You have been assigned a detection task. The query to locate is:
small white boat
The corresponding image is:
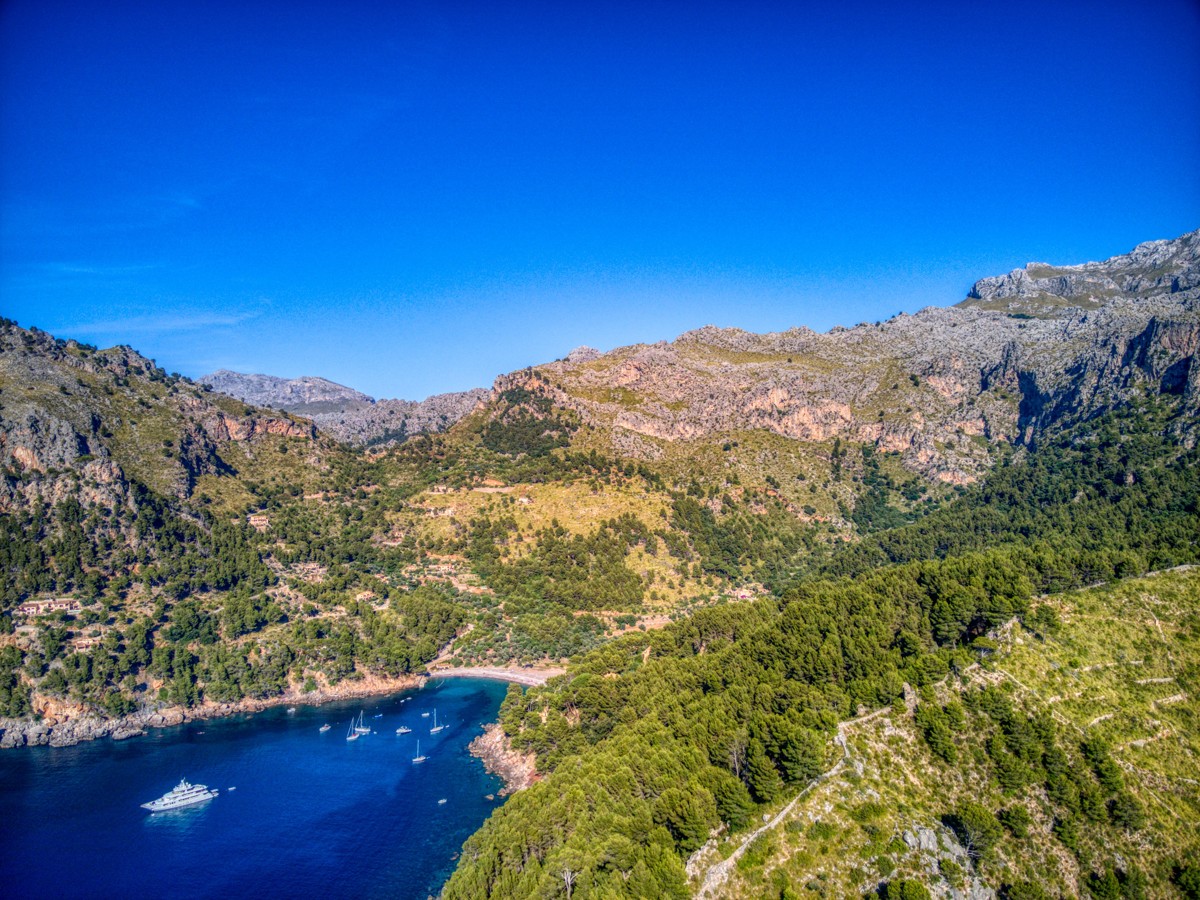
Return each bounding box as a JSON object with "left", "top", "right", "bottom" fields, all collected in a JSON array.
[
  {"left": 286, "top": 707, "right": 296, "bottom": 714},
  {"left": 396, "top": 725, "right": 412, "bottom": 735},
  {"left": 429, "top": 709, "right": 444, "bottom": 734},
  {"left": 319, "top": 723, "right": 331, "bottom": 733},
  {"left": 373, "top": 713, "right": 383, "bottom": 718},
  {"left": 420, "top": 712, "right": 430, "bottom": 718},
  {"left": 412, "top": 740, "right": 426, "bottom": 764},
  {"left": 437, "top": 798, "right": 447, "bottom": 805}
]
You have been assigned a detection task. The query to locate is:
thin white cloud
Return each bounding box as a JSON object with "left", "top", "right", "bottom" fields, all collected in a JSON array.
[
  {"left": 40, "top": 262, "right": 161, "bottom": 278},
  {"left": 69, "top": 309, "right": 261, "bottom": 335}
]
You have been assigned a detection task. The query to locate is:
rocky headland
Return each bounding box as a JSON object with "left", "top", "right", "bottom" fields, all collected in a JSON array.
[{"left": 468, "top": 722, "right": 539, "bottom": 796}]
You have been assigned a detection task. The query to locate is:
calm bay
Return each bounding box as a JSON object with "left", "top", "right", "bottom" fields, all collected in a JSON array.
[{"left": 0, "top": 678, "right": 510, "bottom": 899}]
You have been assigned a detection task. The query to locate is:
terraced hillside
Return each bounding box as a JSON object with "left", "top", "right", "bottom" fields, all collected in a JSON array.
[{"left": 704, "top": 567, "right": 1200, "bottom": 899}]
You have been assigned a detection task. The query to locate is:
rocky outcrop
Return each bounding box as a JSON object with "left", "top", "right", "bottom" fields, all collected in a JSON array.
[
  {"left": 468, "top": 723, "right": 539, "bottom": 795},
  {"left": 324, "top": 390, "right": 488, "bottom": 446},
  {"left": 966, "top": 229, "right": 1200, "bottom": 309}
]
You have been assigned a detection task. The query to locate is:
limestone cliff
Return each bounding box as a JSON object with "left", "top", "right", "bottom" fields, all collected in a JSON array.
[{"left": 480, "top": 229, "right": 1199, "bottom": 483}]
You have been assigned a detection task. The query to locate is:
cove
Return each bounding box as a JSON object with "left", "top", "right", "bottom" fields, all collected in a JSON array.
[{"left": 0, "top": 677, "right": 510, "bottom": 899}]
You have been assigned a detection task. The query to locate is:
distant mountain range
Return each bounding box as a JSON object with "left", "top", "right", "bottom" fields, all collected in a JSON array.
[{"left": 198, "top": 370, "right": 487, "bottom": 446}]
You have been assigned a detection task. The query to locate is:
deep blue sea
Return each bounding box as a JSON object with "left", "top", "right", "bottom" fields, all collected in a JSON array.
[{"left": 0, "top": 678, "right": 510, "bottom": 899}]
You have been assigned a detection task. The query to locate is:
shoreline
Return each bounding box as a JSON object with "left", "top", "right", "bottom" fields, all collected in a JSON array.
[
  {"left": 1, "top": 667, "right": 561, "bottom": 748},
  {"left": 428, "top": 664, "right": 564, "bottom": 687},
  {"left": 0, "top": 664, "right": 564, "bottom": 750},
  {"left": 0, "top": 671, "right": 427, "bottom": 749}
]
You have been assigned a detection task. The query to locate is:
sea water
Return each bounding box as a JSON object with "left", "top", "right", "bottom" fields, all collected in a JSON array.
[{"left": 0, "top": 678, "right": 510, "bottom": 899}]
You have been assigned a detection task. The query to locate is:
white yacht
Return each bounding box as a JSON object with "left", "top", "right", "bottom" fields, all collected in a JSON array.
[
  {"left": 141, "top": 779, "right": 218, "bottom": 812},
  {"left": 429, "top": 709, "right": 444, "bottom": 734},
  {"left": 412, "top": 740, "right": 426, "bottom": 764}
]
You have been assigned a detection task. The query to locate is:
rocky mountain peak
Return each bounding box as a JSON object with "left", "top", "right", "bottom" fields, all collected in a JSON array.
[
  {"left": 962, "top": 228, "right": 1200, "bottom": 314},
  {"left": 197, "top": 368, "right": 488, "bottom": 447},
  {"left": 199, "top": 370, "right": 374, "bottom": 413},
  {"left": 564, "top": 346, "right": 602, "bottom": 364},
  {"left": 491, "top": 229, "right": 1200, "bottom": 485}
]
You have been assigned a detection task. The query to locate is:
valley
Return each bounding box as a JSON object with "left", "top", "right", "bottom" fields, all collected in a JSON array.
[{"left": 1, "top": 229, "right": 1199, "bottom": 898}]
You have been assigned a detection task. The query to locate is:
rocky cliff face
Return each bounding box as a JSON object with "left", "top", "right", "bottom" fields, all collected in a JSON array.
[
  {"left": 482, "top": 229, "right": 1199, "bottom": 483},
  {"left": 0, "top": 320, "right": 320, "bottom": 510},
  {"left": 200, "top": 369, "right": 487, "bottom": 446},
  {"left": 317, "top": 390, "right": 488, "bottom": 446}
]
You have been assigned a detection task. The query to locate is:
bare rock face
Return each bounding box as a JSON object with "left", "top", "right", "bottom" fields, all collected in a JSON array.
[
  {"left": 314, "top": 389, "right": 488, "bottom": 446},
  {"left": 965, "top": 229, "right": 1200, "bottom": 310}
]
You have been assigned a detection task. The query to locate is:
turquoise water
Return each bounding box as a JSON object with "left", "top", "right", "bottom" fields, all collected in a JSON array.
[{"left": 0, "top": 678, "right": 510, "bottom": 899}]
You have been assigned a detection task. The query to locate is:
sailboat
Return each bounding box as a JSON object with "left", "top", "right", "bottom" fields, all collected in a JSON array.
[
  {"left": 429, "top": 708, "right": 444, "bottom": 734},
  {"left": 412, "top": 740, "right": 426, "bottom": 764},
  {"left": 353, "top": 711, "right": 371, "bottom": 736},
  {"left": 346, "top": 719, "right": 359, "bottom": 742}
]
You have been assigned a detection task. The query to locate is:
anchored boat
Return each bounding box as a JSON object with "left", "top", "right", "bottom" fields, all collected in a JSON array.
[{"left": 141, "top": 779, "right": 218, "bottom": 812}]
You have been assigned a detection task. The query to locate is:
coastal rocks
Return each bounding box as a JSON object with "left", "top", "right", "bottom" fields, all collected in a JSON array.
[{"left": 468, "top": 723, "right": 538, "bottom": 796}]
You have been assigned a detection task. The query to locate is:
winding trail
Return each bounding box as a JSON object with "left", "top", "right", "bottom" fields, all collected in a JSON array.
[{"left": 693, "top": 707, "right": 889, "bottom": 899}]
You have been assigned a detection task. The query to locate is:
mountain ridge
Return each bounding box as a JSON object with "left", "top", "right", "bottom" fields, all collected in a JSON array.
[
  {"left": 198, "top": 369, "right": 487, "bottom": 446},
  {"left": 198, "top": 229, "right": 1198, "bottom": 475}
]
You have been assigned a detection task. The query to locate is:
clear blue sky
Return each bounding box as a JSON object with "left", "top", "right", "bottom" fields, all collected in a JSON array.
[{"left": 2, "top": 0, "right": 1198, "bottom": 399}]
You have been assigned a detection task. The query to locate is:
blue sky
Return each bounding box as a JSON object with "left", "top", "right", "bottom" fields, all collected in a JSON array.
[{"left": 2, "top": 0, "right": 1198, "bottom": 399}]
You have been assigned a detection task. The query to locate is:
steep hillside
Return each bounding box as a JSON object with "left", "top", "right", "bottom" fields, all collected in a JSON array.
[
  {"left": 703, "top": 568, "right": 1200, "bottom": 900},
  {"left": 0, "top": 321, "right": 320, "bottom": 507}
]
